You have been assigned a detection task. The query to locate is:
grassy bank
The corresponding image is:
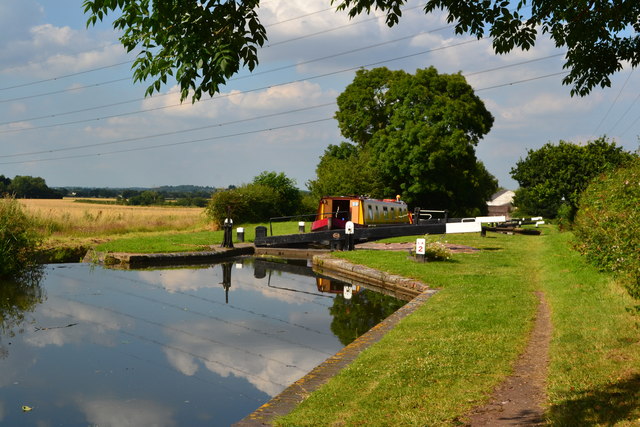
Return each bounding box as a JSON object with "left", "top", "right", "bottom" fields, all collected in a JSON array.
[{"left": 276, "top": 228, "right": 640, "bottom": 425}]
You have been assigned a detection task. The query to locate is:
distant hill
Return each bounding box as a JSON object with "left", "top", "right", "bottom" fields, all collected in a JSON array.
[{"left": 57, "top": 185, "right": 218, "bottom": 199}]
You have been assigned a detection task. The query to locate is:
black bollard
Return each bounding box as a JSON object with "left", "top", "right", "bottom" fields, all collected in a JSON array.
[{"left": 221, "top": 218, "right": 234, "bottom": 248}]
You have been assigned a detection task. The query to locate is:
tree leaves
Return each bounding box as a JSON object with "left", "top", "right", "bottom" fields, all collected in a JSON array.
[{"left": 84, "top": 0, "right": 266, "bottom": 102}]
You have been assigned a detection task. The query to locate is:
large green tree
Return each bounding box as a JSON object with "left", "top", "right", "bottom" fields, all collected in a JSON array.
[
  {"left": 319, "top": 67, "right": 497, "bottom": 216},
  {"left": 510, "top": 137, "right": 636, "bottom": 219},
  {"left": 8, "top": 176, "right": 62, "bottom": 199},
  {"left": 84, "top": 0, "right": 639, "bottom": 100},
  {"left": 307, "top": 142, "right": 382, "bottom": 199}
]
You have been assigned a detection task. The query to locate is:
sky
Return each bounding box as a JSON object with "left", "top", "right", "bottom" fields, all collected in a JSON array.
[{"left": 1, "top": 0, "right": 639, "bottom": 191}]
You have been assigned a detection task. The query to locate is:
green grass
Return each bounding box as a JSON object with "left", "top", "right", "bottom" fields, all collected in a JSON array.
[
  {"left": 541, "top": 231, "right": 640, "bottom": 425},
  {"left": 275, "top": 227, "right": 640, "bottom": 425},
  {"left": 277, "top": 231, "right": 542, "bottom": 425},
  {"left": 93, "top": 221, "right": 305, "bottom": 253}
]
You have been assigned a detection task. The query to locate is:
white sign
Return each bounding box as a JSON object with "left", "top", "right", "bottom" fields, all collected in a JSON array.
[
  {"left": 416, "top": 238, "right": 426, "bottom": 255},
  {"left": 446, "top": 222, "right": 482, "bottom": 234},
  {"left": 345, "top": 221, "right": 355, "bottom": 234}
]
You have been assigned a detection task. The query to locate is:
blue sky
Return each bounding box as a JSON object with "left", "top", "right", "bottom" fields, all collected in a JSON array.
[{"left": 1, "top": 0, "right": 639, "bottom": 191}]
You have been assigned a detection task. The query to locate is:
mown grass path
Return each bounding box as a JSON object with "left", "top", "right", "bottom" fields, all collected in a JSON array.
[{"left": 275, "top": 227, "right": 640, "bottom": 426}]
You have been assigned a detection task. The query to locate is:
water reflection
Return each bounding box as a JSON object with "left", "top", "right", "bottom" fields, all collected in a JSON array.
[
  {"left": 0, "top": 266, "right": 45, "bottom": 359},
  {"left": 0, "top": 258, "right": 405, "bottom": 425}
]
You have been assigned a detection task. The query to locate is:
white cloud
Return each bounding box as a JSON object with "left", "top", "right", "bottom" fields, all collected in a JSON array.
[{"left": 78, "top": 397, "right": 176, "bottom": 427}]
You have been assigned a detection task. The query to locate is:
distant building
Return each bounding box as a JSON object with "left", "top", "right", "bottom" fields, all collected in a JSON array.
[{"left": 487, "top": 190, "right": 515, "bottom": 217}]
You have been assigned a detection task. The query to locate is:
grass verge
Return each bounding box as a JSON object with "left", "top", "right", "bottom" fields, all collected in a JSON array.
[
  {"left": 275, "top": 227, "right": 640, "bottom": 425},
  {"left": 277, "top": 231, "right": 541, "bottom": 425},
  {"left": 92, "top": 221, "right": 304, "bottom": 253}
]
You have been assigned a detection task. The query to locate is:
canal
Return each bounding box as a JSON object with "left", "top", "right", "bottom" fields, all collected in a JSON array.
[{"left": 0, "top": 258, "right": 406, "bottom": 426}]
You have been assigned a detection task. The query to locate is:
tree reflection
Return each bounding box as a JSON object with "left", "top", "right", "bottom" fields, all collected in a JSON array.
[
  {"left": 0, "top": 266, "right": 46, "bottom": 358},
  {"left": 329, "top": 289, "right": 405, "bottom": 346}
]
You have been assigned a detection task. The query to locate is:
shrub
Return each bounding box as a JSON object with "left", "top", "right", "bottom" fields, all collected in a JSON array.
[
  {"left": 573, "top": 159, "right": 640, "bottom": 301},
  {"left": 0, "top": 196, "right": 43, "bottom": 278},
  {"left": 205, "top": 184, "right": 280, "bottom": 226},
  {"left": 423, "top": 240, "right": 453, "bottom": 261}
]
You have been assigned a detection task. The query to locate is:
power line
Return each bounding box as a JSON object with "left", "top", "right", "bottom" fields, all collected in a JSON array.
[
  {"left": 474, "top": 71, "right": 569, "bottom": 92},
  {"left": 0, "top": 1, "right": 380, "bottom": 91},
  {"left": 0, "top": 59, "right": 133, "bottom": 91},
  {"left": 0, "top": 38, "right": 483, "bottom": 135},
  {"left": 0, "top": 117, "right": 334, "bottom": 165},
  {"left": 0, "top": 102, "right": 336, "bottom": 158},
  {"left": 0, "top": 26, "right": 454, "bottom": 127},
  {"left": 0, "top": 63, "right": 570, "bottom": 166},
  {"left": 593, "top": 68, "right": 635, "bottom": 136},
  {"left": 0, "top": 77, "right": 133, "bottom": 103}
]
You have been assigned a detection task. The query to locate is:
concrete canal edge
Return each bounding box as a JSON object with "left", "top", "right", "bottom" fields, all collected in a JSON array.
[
  {"left": 235, "top": 254, "right": 437, "bottom": 426},
  {"left": 84, "top": 244, "right": 256, "bottom": 268}
]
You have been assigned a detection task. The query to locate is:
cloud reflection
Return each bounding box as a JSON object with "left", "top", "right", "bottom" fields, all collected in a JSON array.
[
  {"left": 77, "top": 397, "right": 176, "bottom": 427},
  {"left": 163, "top": 319, "right": 329, "bottom": 397}
]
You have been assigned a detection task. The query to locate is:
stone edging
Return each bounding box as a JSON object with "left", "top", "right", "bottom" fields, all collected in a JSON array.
[{"left": 234, "top": 255, "right": 435, "bottom": 426}]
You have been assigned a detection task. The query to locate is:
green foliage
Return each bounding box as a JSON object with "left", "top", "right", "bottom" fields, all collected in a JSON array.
[
  {"left": 329, "top": 289, "right": 406, "bottom": 346},
  {"left": 205, "top": 183, "right": 281, "bottom": 226},
  {"left": 6, "top": 175, "right": 63, "bottom": 199},
  {"left": 127, "top": 190, "right": 165, "bottom": 206},
  {"left": 0, "top": 266, "right": 45, "bottom": 358},
  {"left": 83, "top": 0, "right": 266, "bottom": 102},
  {"left": 85, "top": 1, "right": 638, "bottom": 98},
  {"left": 335, "top": 0, "right": 640, "bottom": 96},
  {"left": 252, "top": 171, "right": 301, "bottom": 216},
  {"left": 307, "top": 142, "right": 383, "bottom": 199},
  {"left": 324, "top": 67, "right": 497, "bottom": 216},
  {"left": 0, "top": 196, "right": 43, "bottom": 278},
  {"left": 422, "top": 240, "right": 452, "bottom": 261},
  {"left": 573, "top": 159, "right": 640, "bottom": 301},
  {"left": 511, "top": 138, "right": 635, "bottom": 218}
]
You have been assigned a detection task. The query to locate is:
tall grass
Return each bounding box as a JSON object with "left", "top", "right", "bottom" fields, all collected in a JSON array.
[
  {"left": 20, "top": 198, "right": 209, "bottom": 237},
  {"left": 0, "top": 196, "right": 42, "bottom": 277}
]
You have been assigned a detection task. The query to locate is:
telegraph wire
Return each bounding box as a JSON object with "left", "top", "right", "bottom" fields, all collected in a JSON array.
[
  {"left": 264, "top": 2, "right": 426, "bottom": 48},
  {"left": 0, "top": 102, "right": 336, "bottom": 158},
  {"left": 463, "top": 53, "right": 565, "bottom": 77},
  {"left": 0, "top": 77, "right": 133, "bottom": 104},
  {"left": 592, "top": 68, "right": 635, "bottom": 136},
  {"left": 474, "top": 71, "right": 569, "bottom": 92},
  {"left": 0, "top": 38, "right": 483, "bottom": 135},
  {"left": 0, "top": 117, "right": 334, "bottom": 165},
  {"left": 0, "top": 48, "right": 564, "bottom": 161},
  {"left": 0, "top": 59, "right": 133, "bottom": 91},
  {"left": 0, "top": 26, "right": 455, "bottom": 127},
  {"left": 0, "top": 1, "right": 407, "bottom": 91}
]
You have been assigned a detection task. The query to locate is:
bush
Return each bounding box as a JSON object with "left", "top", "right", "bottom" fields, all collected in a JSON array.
[
  {"left": 205, "top": 184, "right": 281, "bottom": 227},
  {"left": 0, "top": 196, "right": 42, "bottom": 278},
  {"left": 573, "top": 159, "right": 640, "bottom": 301}
]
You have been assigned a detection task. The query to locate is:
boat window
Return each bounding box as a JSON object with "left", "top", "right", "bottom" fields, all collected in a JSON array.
[
  {"left": 368, "top": 205, "right": 373, "bottom": 221},
  {"left": 390, "top": 207, "right": 395, "bottom": 219},
  {"left": 383, "top": 206, "right": 388, "bottom": 219}
]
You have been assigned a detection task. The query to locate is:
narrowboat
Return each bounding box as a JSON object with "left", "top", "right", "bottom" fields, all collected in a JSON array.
[{"left": 311, "top": 196, "right": 412, "bottom": 231}]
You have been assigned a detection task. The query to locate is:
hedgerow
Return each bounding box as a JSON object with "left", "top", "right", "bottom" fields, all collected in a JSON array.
[
  {"left": 0, "top": 196, "right": 42, "bottom": 278},
  {"left": 573, "top": 159, "right": 640, "bottom": 302}
]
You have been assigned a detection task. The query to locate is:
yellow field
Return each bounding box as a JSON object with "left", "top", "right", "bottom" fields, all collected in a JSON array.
[{"left": 20, "top": 198, "right": 209, "bottom": 237}]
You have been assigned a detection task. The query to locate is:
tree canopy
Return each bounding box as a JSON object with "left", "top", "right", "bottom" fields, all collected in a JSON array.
[
  {"left": 83, "top": 0, "right": 266, "bottom": 102},
  {"left": 310, "top": 67, "right": 498, "bottom": 217},
  {"left": 510, "top": 137, "right": 636, "bottom": 219},
  {"left": 84, "top": 0, "right": 639, "bottom": 100}
]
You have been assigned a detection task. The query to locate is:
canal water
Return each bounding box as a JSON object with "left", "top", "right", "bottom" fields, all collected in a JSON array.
[{"left": 0, "top": 258, "right": 406, "bottom": 426}]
